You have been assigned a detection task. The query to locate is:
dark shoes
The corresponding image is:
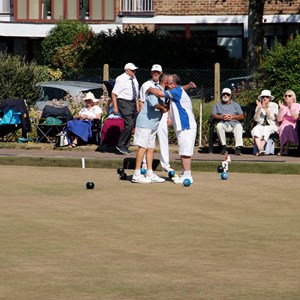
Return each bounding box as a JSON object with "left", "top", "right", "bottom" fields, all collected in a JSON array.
[
  {"left": 220, "top": 146, "right": 228, "bottom": 155},
  {"left": 235, "top": 146, "right": 242, "bottom": 156},
  {"left": 116, "top": 146, "right": 133, "bottom": 155}
]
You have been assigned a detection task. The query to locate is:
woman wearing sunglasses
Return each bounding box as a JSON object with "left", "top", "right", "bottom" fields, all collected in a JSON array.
[
  {"left": 251, "top": 90, "right": 279, "bottom": 156},
  {"left": 277, "top": 90, "right": 300, "bottom": 156}
]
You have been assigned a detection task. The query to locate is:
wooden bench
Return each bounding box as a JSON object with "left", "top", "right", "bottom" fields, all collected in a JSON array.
[{"left": 208, "top": 105, "right": 279, "bottom": 153}]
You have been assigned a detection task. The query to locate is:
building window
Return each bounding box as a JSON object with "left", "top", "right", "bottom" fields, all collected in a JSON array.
[
  {"left": 0, "top": 0, "right": 10, "bottom": 13},
  {"left": 14, "top": 0, "right": 115, "bottom": 21},
  {"left": 119, "top": 0, "right": 153, "bottom": 16}
]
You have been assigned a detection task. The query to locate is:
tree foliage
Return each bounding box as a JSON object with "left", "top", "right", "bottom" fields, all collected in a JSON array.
[
  {"left": 259, "top": 33, "right": 300, "bottom": 100},
  {"left": 247, "top": 0, "right": 296, "bottom": 71},
  {"left": 0, "top": 52, "right": 51, "bottom": 106},
  {"left": 41, "top": 20, "right": 91, "bottom": 67},
  {"left": 83, "top": 26, "right": 242, "bottom": 70}
]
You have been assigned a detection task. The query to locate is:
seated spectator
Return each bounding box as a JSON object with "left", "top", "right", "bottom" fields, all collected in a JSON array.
[
  {"left": 66, "top": 92, "right": 102, "bottom": 147},
  {"left": 100, "top": 99, "right": 124, "bottom": 149},
  {"left": 251, "top": 90, "right": 279, "bottom": 156},
  {"left": 211, "top": 88, "right": 244, "bottom": 155},
  {"left": 277, "top": 90, "right": 300, "bottom": 156}
]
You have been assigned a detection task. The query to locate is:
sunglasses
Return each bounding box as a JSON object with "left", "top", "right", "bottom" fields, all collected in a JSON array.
[
  {"left": 222, "top": 93, "right": 230, "bottom": 96},
  {"left": 284, "top": 94, "right": 292, "bottom": 97},
  {"left": 262, "top": 96, "right": 270, "bottom": 99}
]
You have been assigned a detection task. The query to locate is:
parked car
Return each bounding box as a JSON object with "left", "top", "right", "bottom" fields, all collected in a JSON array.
[
  {"left": 203, "top": 76, "right": 254, "bottom": 102},
  {"left": 35, "top": 81, "right": 103, "bottom": 110}
]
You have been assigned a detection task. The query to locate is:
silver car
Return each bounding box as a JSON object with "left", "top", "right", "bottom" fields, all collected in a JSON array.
[{"left": 35, "top": 81, "right": 103, "bottom": 110}]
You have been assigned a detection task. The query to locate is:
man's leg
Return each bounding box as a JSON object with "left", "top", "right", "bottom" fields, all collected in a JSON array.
[
  {"left": 134, "top": 146, "right": 147, "bottom": 172},
  {"left": 216, "top": 122, "right": 228, "bottom": 146},
  {"left": 233, "top": 123, "right": 243, "bottom": 147},
  {"left": 117, "top": 100, "right": 137, "bottom": 152},
  {"left": 181, "top": 155, "right": 192, "bottom": 172},
  {"left": 157, "top": 112, "right": 172, "bottom": 171},
  {"left": 173, "top": 129, "right": 196, "bottom": 184}
]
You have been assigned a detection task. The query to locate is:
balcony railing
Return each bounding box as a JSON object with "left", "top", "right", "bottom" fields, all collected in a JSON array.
[{"left": 119, "top": 0, "right": 154, "bottom": 16}]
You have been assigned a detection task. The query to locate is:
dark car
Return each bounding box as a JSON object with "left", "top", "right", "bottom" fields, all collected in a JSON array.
[{"left": 203, "top": 76, "right": 254, "bottom": 102}]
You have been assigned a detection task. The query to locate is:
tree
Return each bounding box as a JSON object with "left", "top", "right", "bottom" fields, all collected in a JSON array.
[
  {"left": 41, "top": 20, "right": 91, "bottom": 66},
  {"left": 247, "top": 0, "right": 295, "bottom": 72}
]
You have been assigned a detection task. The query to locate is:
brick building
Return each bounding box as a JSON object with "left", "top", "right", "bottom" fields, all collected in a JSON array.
[{"left": 0, "top": 0, "right": 299, "bottom": 62}]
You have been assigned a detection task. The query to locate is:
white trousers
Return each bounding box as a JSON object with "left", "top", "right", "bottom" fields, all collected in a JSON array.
[
  {"left": 141, "top": 112, "right": 170, "bottom": 169},
  {"left": 157, "top": 112, "right": 170, "bottom": 168},
  {"left": 216, "top": 122, "right": 243, "bottom": 147}
]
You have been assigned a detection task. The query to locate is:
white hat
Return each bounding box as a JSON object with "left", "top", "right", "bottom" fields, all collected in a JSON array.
[
  {"left": 151, "top": 64, "right": 162, "bottom": 72},
  {"left": 124, "top": 63, "right": 138, "bottom": 70},
  {"left": 83, "top": 91, "right": 98, "bottom": 103},
  {"left": 258, "top": 90, "right": 274, "bottom": 101},
  {"left": 222, "top": 88, "right": 232, "bottom": 95}
]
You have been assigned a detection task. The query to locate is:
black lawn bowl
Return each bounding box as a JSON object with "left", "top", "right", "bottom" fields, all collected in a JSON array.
[
  {"left": 119, "top": 173, "right": 128, "bottom": 180},
  {"left": 117, "top": 167, "right": 124, "bottom": 175},
  {"left": 217, "top": 165, "right": 224, "bottom": 173},
  {"left": 86, "top": 181, "right": 95, "bottom": 189}
]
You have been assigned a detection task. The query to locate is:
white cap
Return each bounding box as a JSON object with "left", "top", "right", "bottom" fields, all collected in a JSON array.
[
  {"left": 124, "top": 63, "right": 138, "bottom": 70},
  {"left": 151, "top": 64, "right": 162, "bottom": 72},
  {"left": 222, "top": 88, "right": 232, "bottom": 95},
  {"left": 83, "top": 91, "right": 98, "bottom": 103},
  {"left": 258, "top": 89, "right": 274, "bottom": 101}
]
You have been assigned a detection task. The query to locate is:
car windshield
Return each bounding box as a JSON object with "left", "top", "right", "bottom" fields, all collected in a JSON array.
[{"left": 35, "top": 81, "right": 103, "bottom": 110}]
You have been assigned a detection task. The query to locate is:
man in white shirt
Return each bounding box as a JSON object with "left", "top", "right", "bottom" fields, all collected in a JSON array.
[
  {"left": 112, "top": 63, "right": 139, "bottom": 155},
  {"left": 139, "top": 64, "right": 174, "bottom": 172}
]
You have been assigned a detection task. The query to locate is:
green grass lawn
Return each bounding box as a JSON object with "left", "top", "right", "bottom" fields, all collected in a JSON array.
[{"left": 0, "top": 166, "right": 300, "bottom": 300}]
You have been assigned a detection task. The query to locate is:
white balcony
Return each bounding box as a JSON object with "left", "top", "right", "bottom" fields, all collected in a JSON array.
[{"left": 119, "top": 0, "right": 153, "bottom": 16}]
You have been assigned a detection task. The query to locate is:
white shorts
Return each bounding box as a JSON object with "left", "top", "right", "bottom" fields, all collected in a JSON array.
[
  {"left": 176, "top": 128, "right": 196, "bottom": 156},
  {"left": 133, "top": 127, "right": 157, "bottom": 149}
]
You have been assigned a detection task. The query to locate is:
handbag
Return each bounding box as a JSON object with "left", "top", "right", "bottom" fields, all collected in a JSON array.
[{"left": 56, "top": 131, "right": 69, "bottom": 147}]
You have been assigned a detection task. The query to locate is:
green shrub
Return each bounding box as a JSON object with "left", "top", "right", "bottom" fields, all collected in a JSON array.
[
  {"left": 0, "top": 52, "right": 50, "bottom": 107},
  {"left": 260, "top": 34, "right": 300, "bottom": 100}
]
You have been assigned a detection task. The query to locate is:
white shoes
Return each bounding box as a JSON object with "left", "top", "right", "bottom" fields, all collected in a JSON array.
[
  {"left": 132, "top": 173, "right": 165, "bottom": 184},
  {"left": 173, "top": 175, "right": 193, "bottom": 185},
  {"left": 146, "top": 173, "right": 165, "bottom": 183},
  {"left": 132, "top": 174, "right": 151, "bottom": 184}
]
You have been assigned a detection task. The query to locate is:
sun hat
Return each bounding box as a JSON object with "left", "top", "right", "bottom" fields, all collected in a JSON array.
[
  {"left": 151, "top": 64, "right": 162, "bottom": 72},
  {"left": 222, "top": 88, "right": 232, "bottom": 95},
  {"left": 83, "top": 91, "right": 98, "bottom": 103},
  {"left": 258, "top": 90, "right": 274, "bottom": 101},
  {"left": 124, "top": 63, "right": 138, "bottom": 71}
]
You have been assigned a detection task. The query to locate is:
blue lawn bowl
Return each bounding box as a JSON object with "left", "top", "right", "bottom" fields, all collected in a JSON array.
[
  {"left": 168, "top": 170, "right": 176, "bottom": 179},
  {"left": 221, "top": 172, "right": 228, "bottom": 180},
  {"left": 140, "top": 168, "right": 147, "bottom": 175},
  {"left": 183, "top": 178, "right": 191, "bottom": 187}
]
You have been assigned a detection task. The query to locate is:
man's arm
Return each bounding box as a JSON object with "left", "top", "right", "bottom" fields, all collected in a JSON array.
[
  {"left": 147, "top": 87, "right": 165, "bottom": 98},
  {"left": 111, "top": 92, "right": 118, "bottom": 115},
  {"left": 182, "top": 81, "right": 197, "bottom": 91}
]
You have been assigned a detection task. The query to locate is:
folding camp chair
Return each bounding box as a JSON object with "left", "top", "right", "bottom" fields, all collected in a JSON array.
[
  {"left": 0, "top": 99, "right": 32, "bottom": 142},
  {"left": 35, "top": 105, "right": 73, "bottom": 143}
]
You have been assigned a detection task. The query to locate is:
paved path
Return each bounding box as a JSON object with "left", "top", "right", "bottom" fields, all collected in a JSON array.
[{"left": 1, "top": 146, "right": 299, "bottom": 164}]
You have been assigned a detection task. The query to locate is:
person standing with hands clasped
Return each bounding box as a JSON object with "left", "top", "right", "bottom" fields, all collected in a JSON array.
[
  {"left": 112, "top": 63, "right": 139, "bottom": 155},
  {"left": 251, "top": 90, "right": 279, "bottom": 156}
]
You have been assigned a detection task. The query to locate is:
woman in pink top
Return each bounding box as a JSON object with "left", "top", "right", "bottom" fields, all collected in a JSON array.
[{"left": 277, "top": 90, "right": 300, "bottom": 156}]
